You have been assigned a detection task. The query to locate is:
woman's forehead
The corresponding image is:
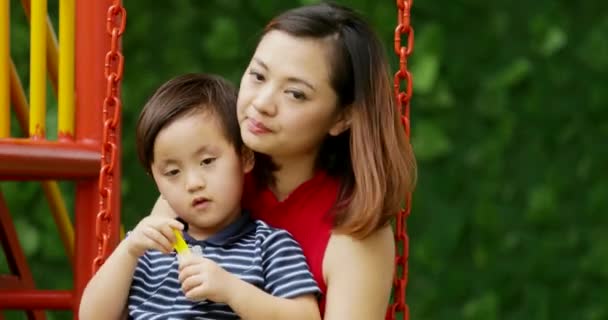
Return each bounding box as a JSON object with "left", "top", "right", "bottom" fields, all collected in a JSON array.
[{"left": 254, "top": 30, "right": 332, "bottom": 83}]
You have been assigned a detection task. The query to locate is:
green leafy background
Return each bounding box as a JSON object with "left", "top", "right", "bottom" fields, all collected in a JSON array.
[{"left": 2, "top": 0, "right": 607, "bottom": 319}]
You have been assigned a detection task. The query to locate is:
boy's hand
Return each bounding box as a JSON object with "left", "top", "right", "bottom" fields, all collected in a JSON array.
[
  {"left": 125, "top": 216, "right": 184, "bottom": 258},
  {"left": 178, "top": 254, "right": 238, "bottom": 304}
]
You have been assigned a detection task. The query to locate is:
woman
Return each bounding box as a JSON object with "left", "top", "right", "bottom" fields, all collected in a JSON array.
[{"left": 154, "top": 3, "right": 416, "bottom": 319}]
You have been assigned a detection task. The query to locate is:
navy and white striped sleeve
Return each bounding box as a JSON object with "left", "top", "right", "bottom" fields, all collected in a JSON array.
[{"left": 261, "top": 230, "right": 320, "bottom": 299}]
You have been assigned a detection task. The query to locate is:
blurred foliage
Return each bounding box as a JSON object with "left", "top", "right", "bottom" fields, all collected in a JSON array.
[{"left": 1, "top": 0, "right": 607, "bottom": 319}]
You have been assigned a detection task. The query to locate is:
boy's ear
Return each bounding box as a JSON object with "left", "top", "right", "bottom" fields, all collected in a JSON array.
[
  {"left": 328, "top": 108, "right": 352, "bottom": 136},
  {"left": 241, "top": 146, "right": 255, "bottom": 173}
]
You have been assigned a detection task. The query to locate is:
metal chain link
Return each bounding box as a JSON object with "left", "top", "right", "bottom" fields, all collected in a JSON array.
[
  {"left": 93, "top": 0, "right": 126, "bottom": 273},
  {"left": 389, "top": 0, "right": 414, "bottom": 319}
]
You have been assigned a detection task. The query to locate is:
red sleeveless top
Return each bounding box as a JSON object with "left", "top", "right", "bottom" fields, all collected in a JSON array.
[{"left": 242, "top": 171, "right": 340, "bottom": 314}]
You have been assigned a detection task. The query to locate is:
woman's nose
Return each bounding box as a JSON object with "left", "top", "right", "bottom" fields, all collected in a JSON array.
[{"left": 251, "top": 86, "right": 277, "bottom": 116}]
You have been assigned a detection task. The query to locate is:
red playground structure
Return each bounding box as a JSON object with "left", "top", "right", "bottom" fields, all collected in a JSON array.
[{"left": 0, "top": 1, "right": 413, "bottom": 319}]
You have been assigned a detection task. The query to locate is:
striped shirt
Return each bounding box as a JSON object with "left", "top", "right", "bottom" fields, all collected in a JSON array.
[{"left": 127, "top": 212, "right": 320, "bottom": 319}]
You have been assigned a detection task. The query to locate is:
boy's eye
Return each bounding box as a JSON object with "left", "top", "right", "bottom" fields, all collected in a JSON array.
[
  {"left": 201, "top": 158, "right": 216, "bottom": 166},
  {"left": 164, "top": 169, "right": 179, "bottom": 176}
]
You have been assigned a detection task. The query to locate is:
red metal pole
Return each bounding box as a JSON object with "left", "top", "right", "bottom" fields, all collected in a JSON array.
[
  {"left": 0, "top": 290, "right": 72, "bottom": 310},
  {"left": 73, "top": 0, "right": 121, "bottom": 318},
  {"left": 0, "top": 193, "right": 48, "bottom": 318},
  {"left": 0, "top": 139, "right": 100, "bottom": 180}
]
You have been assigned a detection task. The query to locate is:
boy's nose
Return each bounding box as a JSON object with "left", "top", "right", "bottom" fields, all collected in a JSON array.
[{"left": 186, "top": 173, "right": 205, "bottom": 192}]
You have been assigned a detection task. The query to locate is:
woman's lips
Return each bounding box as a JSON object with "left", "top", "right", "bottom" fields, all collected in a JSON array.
[{"left": 247, "top": 118, "right": 272, "bottom": 135}]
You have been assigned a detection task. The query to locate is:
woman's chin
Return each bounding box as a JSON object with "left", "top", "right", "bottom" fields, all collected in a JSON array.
[{"left": 242, "top": 133, "right": 274, "bottom": 154}]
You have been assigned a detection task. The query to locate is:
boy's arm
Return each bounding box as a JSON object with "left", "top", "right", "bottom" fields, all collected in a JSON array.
[
  {"left": 226, "top": 281, "right": 320, "bottom": 320},
  {"left": 226, "top": 230, "right": 321, "bottom": 320},
  {"left": 178, "top": 228, "right": 321, "bottom": 319},
  {"left": 79, "top": 215, "right": 181, "bottom": 320},
  {"left": 78, "top": 240, "right": 139, "bottom": 320}
]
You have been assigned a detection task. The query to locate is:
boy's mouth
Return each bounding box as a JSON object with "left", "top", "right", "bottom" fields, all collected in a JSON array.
[{"left": 191, "top": 197, "right": 210, "bottom": 209}]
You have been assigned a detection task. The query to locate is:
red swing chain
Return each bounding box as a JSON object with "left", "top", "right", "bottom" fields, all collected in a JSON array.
[
  {"left": 388, "top": 0, "right": 414, "bottom": 319},
  {"left": 93, "top": 0, "right": 126, "bottom": 273}
]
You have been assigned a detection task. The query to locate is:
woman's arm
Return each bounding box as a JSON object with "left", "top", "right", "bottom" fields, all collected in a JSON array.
[
  {"left": 151, "top": 196, "right": 177, "bottom": 218},
  {"left": 323, "top": 225, "right": 395, "bottom": 320}
]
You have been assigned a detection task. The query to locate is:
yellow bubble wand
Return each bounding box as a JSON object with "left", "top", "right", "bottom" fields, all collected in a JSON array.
[{"left": 172, "top": 229, "right": 190, "bottom": 254}]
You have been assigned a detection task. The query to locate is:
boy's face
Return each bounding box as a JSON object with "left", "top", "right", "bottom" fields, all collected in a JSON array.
[{"left": 150, "top": 110, "right": 253, "bottom": 239}]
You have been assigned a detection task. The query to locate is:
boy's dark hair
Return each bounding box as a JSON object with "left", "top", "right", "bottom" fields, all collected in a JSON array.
[{"left": 136, "top": 73, "right": 241, "bottom": 173}]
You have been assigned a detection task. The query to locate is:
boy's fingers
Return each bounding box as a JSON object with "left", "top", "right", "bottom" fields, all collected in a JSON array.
[
  {"left": 178, "top": 255, "right": 197, "bottom": 273},
  {"left": 178, "top": 260, "right": 198, "bottom": 277},
  {"left": 184, "top": 285, "right": 207, "bottom": 301},
  {"left": 177, "top": 254, "right": 189, "bottom": 269},
  {"left": 177, "top": 249, "right": 205, "bottom": 267},
  {"left": 160, "top": 218, "right": 185, "bottom": 249},
  {"left": 179, "top": 261, "right": 207, "bottom": 283},
  {"left": 159, "top": 223, "right": 176, "bottom": 243},
  {"left": 155, "top": 220, "right": 184, "bottom": 251},
  {"left": 143, "top": 228, "right": 173, "bottom": 252},
  {"left": 168, "top": 218, "right": 184, "bottom": 230},
  {"left": 182, "top": 275, "right": 204, "bottom": 295}
]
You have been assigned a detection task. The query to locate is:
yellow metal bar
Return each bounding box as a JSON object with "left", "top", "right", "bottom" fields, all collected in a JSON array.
[
  {"left": 20, "top": 0, "right": 59, "bottom": 94},
  {"left": 10, "top": 58, "right": 75, "bottom": 268},
  {"left": 58, "top": 0, "right": 74, "bottom": 136},
  {"left": 45, "top": 15, "right": 59, "bottom": 95},
  {"left": 9, "top": 60, "right": 28, "bottom": 132},
  {"left": 0, "top": 0, "right": 9, "bottom": 138},
  {"left": 42, "top": 181, "right": 74, "bottom": 265},
  {"left": 29, "top": 0, "right": 47, "bottom": 138}
]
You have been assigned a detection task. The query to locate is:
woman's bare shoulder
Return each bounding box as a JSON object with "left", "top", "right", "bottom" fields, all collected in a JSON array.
[{"left": 322, "top": 225, "right": 395, "bottom": 319}]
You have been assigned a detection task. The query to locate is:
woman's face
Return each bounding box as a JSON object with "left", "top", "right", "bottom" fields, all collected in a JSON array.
[{"left": 237, "top": 30, "right": 345, "bottom": 162}]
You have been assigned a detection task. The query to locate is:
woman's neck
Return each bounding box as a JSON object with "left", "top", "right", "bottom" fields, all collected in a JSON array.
[{"left": 271, "top": 153, "right": 317, "bottom": 201}]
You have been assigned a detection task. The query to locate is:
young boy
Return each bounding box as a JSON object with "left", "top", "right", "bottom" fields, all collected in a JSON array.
[{"left": 79, "top": 74, "right": 321, "bottom": 320}]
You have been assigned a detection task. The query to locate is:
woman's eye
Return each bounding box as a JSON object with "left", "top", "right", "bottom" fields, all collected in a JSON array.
[
  {"left": 249, "top": 71, "right": 265, "bottom": 82},
  {"left": 288, "top": 90, "right": 307, "bottom": 101},
  {"left": 201, "top": 158, "right": 216, "bottom": 166}
]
